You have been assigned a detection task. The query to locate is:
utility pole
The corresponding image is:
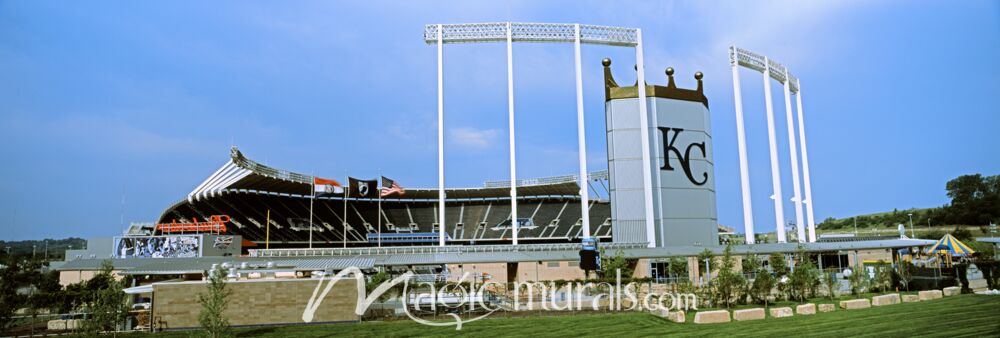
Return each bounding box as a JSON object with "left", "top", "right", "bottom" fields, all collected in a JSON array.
[{"left": 853, "top": 217, "right": 858, "bottom": 236}]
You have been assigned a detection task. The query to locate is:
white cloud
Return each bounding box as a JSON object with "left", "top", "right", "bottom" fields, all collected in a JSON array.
[{"left": 449, "top": 127, "right": 501, "bottom": 149}]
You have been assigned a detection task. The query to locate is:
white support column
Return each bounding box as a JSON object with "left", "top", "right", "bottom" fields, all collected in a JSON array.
[
  {"left": 795, "top": 80, "right": 817, "bottom": 242},
  {"left": 782, "top": 70, "right": 806, "bottom": 243},
  {"left": 651, "top": 96, "right": 665, "bottom": 247},
  {"left": 634, "top": 29, "right": 656, "bottom": 248},
  {"left": 762, "top": 59, "right": 787, "bottom": 243},
  {"left": 437, "top": 24, "right": 446, "bottom": 247},
  {"left": 730, "top": 48, "right": 755, "bottom": 244},
  {"left": 573, "top": 24, "right": 591, "bottom": 240},
  {"left": 507, "top": 22, "right": 519, "bottom": 245}
]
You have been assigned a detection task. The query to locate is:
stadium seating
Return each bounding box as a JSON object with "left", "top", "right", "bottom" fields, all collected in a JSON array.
[{"left": 160, "top": 194, "right": 611, "bottom": 246}]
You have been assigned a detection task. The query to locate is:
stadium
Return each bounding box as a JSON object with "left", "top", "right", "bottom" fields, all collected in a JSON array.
[
  {"left": 49, "top": 22, "right": 948, "bottom": 330},
  {"left": 162, "top": 147, "right": 614, "bottom": 247}
]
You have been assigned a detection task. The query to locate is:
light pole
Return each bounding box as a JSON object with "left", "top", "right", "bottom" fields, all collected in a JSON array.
[
  {"left": 907, "top": 213, "right": 914, "bottom": 238},
  {"left": 854, "top": 217, "right": 858, "bottom": 236},
  {"left": 427, "top": 22, "right": 650, "bottom": 247}
]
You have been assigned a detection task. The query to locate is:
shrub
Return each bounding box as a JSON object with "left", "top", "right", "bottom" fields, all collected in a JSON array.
[{"left": 599, "top": 249, "right": 634, "bottom": 279}]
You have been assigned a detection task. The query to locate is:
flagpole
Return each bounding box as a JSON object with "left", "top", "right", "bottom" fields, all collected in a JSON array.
[
  {"left": 309, "top": 174, "right": 314, "bottom": 249},
  {"left": 343, "top": 171, "right": 348, "bottom": 249},
  {"left": 265, "top": 209, "right": 270, "bottom": 250}
]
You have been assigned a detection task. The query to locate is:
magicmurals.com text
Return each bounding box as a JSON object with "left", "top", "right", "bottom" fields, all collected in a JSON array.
[{"left": 301, "top": 267, "right": 697, "bottom": 330}]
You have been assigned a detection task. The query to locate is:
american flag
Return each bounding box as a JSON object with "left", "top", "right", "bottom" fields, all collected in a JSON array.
[{"left": 380, "top": 176, "right": 405, "bottom": 197}]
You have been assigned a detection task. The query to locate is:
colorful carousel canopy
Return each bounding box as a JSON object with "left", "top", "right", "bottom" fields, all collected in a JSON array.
[{"left": 924, "top": 234, "right": 976, "bottom": 257}]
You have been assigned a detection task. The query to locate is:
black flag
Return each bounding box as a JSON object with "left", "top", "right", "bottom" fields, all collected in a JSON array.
[{"left": 348, "top": 177, "right": 378, "bottom": 198}]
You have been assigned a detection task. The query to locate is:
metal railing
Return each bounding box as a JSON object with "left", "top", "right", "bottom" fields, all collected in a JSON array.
[
  {"left": 423, "top": 22, "right": 638, "bottom": 47},
  {"left": 730, "top": 46, "right": 799, "bottom": 92},
  {"left": 248, "top": 242, "right": 648, "bottom": 258},
  {"left": 483, "top": 170, "right": 608, "bottom": 188}
]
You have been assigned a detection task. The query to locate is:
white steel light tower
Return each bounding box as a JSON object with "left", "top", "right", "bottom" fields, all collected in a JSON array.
[
  {"left": 730, "top": 46, "right": 816, "bottom": 243},
  {"left": 425, "top": 23, "right": 655, "bottom": 247}
]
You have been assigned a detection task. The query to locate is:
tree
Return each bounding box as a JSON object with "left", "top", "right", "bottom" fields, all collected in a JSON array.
[
  {"left": 712, "top": 243, "right": 745, "bottom": 308},
  {"left": 28, "top": 270, "right": 63, "bottom": 314},
  {"left": 768, "top": 253, "right": 790, "bottom": 300},
  {"left": 788, "top": 246, "right": 820, "bottom": 302},
  {"left": 743, "top": 253, "right": 761, "bottom": 274},
  {"left": 0, "top": 258, "right": 27, "bottom": 332},
  {"left": 696, "top": 248, "right": 714, "bottom": 283},
  {"left": 743, "top": 253, "right": 773, "bottom": 305},
  {"left": 848, "top": 264, "right": 869, "bottom": 296},
  {"left": 897, "top": 260, "right": 915, "bottom": 292},
  {"left": 668, "top": 257, "right": 687, "bottom": 280},
  {"left": 951, "top": 226, "right": 973, "bottom": 242},
  {"left": 198, "top": 265, "right": 232, "bottom": 338},
  {"left": 768, "top": 253, "right": 789, "bottom": 276},
  {"left": 822, "top": 269, "right": 839, "bottom": 299},
  {"left": 945, "top": 174, "right": 1000, "bottom": 225},
  {"left": 947, "top": 174, "right": 985, "bottom": 207},
  {"left": 83, "top": 260, "right": 128, "bottom": 334},
  {"left": 750, "top": 267, "right": 775, "bottom": 306},
  {"left": 871, "top": 262, "right": 893, "bottom": 293}
]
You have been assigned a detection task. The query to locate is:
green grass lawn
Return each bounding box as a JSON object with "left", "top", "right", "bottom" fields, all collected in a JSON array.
[{"left": 124, "top": 294, "right": 1000, "bottom": 337}]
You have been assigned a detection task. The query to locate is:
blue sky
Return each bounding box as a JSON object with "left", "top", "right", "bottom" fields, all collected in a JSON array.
[{"left": 1, "top": 1, "right": 998, "bottom": 240}]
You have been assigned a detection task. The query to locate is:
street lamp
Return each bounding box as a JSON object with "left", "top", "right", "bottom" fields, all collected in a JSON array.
[{"left": 907, "top": 213, "right": 914, "bottom": 238}]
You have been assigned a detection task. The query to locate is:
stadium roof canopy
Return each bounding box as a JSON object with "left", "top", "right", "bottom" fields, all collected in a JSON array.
[{"left": 187, "top": 147, "right": 604, "bottom": 202}]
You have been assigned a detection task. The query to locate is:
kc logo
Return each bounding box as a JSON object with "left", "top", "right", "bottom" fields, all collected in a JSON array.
[{"left": 658, "top": 127, "right": 708, "bottom": 186}]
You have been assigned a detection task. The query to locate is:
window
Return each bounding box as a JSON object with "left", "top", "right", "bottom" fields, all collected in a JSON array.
[{"left": 547, "top": 262, "right": 561, "bottom": 268}]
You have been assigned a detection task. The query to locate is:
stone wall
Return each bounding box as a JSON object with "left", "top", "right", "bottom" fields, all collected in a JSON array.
[
  {"left": 152, "top": 278, "right": 359, "bottom": 329},
  {"left": 447, "top": 259, "right": 650, "bottom": 283}
]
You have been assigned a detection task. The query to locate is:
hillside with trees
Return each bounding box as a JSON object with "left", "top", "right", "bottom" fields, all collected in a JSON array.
[
  {"left": 818, "top": 174, "right": 1000, "bottom": 236},
  {"left": 0, "top": 238, "right": 86, "bottom": 261}
]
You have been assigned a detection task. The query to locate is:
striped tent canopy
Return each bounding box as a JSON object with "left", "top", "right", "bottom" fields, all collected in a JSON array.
[{"left": 924, "top": 234, "right": 976, "bottom": 257}]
